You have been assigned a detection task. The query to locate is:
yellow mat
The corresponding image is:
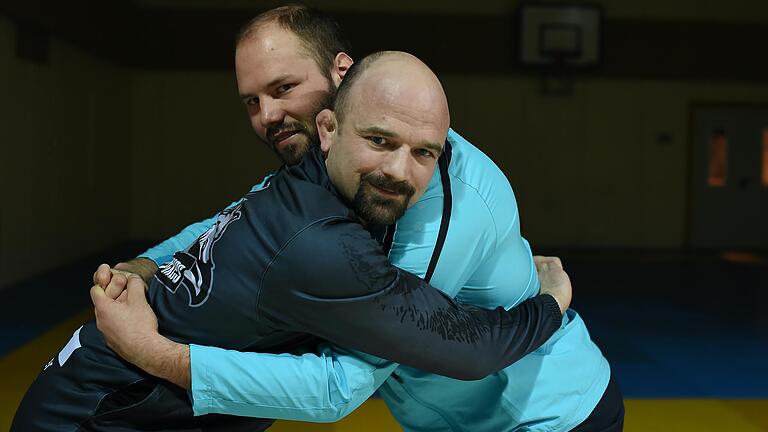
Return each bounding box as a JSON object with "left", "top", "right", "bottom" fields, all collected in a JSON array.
[{"left": 2, "top": 311, "right": 767, "bottom": 431}]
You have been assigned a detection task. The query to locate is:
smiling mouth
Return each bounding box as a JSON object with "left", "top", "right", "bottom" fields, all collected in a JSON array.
[
  {"left": 371, "top": 184, "right": 401, "bottom": 197},
  {"left": 272, "top": 130, "right": 301, "bottom": 145}
]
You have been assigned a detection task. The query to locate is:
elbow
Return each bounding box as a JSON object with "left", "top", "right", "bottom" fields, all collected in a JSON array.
[
  {"left": 441, "top": 357, "right": 498, "bottom": 381},
  {"left": 463, "top": 361, "right": 496, "bottom": 381},
  {"left": 321, "top": 404, "right": 351, "bottom": 423},
  {"left": 310, "top": 414, "right": 345, "bottom": 423},
  {"left": 327, "top": 410, "right": 350, "bottom": 423},
  {"left": 311, "top": 405, "right": 353, "bottom": 423}
]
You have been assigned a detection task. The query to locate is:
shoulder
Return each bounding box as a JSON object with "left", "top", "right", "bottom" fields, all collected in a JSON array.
[
  {"left": 446, "top": 129, "right": 516, "bottom": 202},
  {"left": 445, "top": 128, "right": 520, "bottom": 237},
  {"left": 247, "top": 170, "right": 351, "bottom": 223}
]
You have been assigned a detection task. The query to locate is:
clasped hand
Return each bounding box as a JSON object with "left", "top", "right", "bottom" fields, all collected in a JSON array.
[{"left": 90, "top": 263, "right": 159, "bottom": 369}]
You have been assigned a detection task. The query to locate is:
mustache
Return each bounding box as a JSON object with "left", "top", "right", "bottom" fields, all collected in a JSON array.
[
  {"left": 362, "top": 173, "right": 415, "bottom": 197},
  {"left": 266, "top": 122, "right": 309, "bottom": 144}
]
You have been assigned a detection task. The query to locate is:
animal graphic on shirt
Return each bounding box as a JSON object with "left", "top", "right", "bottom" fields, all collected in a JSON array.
[{"left": 156, "top": 202, "right": 243, "bottom": 307}]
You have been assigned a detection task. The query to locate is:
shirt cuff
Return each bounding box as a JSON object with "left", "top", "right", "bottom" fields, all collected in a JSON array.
[
  {"left": 189, "top": 344, "right": 213, "bottom": 416},
  {"left": 540, "top": 294, "right": 564, "bottom": 329}
]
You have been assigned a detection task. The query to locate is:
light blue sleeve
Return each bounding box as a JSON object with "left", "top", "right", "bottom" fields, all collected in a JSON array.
[
  {"left": 139, "top": 176, "right": 274, "bottom": 266},
  {"left": 140, "top": 215, "right": 221, "bottom": 265},
  {"left": 190, "top": 343, "right": 397, "bottom": 422}
]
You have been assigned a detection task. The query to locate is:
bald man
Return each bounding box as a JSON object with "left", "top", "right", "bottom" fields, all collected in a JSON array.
[{"left": 11, "top": 52, "right": 567, "bottom": 432}]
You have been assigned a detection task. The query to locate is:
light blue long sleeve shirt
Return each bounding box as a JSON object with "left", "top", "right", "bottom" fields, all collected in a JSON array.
[{"left": 141, "top": 129, "right": 610, "bottom": 431}]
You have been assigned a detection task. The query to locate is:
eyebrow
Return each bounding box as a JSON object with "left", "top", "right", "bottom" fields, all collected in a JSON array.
[
  {"left": 239, "top": 74, "right": 295, "bottom": 100},
  {"left": 359, "top": 126, "right": 444, "bottom": 155},
  {"left": 359, "top": 126, "right": 396, "bottom": 138},
  {"left": 265, "top": 74, "right": 294, "bottom": 89}
]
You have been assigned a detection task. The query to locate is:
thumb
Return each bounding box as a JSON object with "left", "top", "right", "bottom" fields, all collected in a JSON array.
[{"left": 90, "top": 284, "right": 110, "bottom": 309}]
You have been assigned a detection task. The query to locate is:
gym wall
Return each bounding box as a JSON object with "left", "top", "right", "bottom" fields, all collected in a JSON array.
[
  {"left": 0, "top": 16, "right": 132, "bottom": 289},
  {"left": 2, "top": 0, "right": 768, "bottom": 289}
]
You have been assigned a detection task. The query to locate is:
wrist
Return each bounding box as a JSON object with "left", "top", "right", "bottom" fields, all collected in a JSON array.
[
  {"left": 140, "top": 334, "right": 191, "bottom": 390},
  {"left": 130, "top": 332, "right": 170, "bottom": 374},
  {"left": 543, "top": 293, "right": 565, "bottom": 315}
]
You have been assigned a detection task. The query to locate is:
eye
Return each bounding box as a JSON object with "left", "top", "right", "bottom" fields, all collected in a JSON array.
[
  {"left": 276, "top": 83, "right": 295, "bottom": 94},
  {"left": 245, "top": 97, "right": 259, "bottom": 107},
  {"left": 367, "top": 136, "right": 387, "bottom": 146},
  {"left": 415, "top": 148, "right": 436, "bottom": 159}
]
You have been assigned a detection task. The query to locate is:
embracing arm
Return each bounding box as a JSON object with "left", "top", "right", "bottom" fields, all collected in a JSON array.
[
  {"left": 94, "top": 225, "right": 567, "bottom": 418},
  {"left": 91, "top": 275, "right": 392, "bottom": 422},
  {"left": 259, "top": 219, "right": 563, "bottom": 381},
  {"left": 190, "top": 344, "right": 395, "bottom": 421},
  {"left": 94, "top": 293, "right": 394, "bottom": 422}
]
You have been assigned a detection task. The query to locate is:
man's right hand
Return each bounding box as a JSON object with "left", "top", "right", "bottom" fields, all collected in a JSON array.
[
  {"left": 93, "top": 258, "right": 159, "bottom": 298},
  {"left": 534, "top": 256, "right": 572, "bottom": 315}
]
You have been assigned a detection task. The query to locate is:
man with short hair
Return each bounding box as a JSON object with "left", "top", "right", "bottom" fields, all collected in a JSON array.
[
  {"left": 90, "top": 6, "right": 623, "bottom": 432},
  {"left": 11, "top": 51, "right": 567, "bottom": 432}
]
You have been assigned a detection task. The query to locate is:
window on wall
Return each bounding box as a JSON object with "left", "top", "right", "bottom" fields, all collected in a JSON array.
[
  {"left": 707, "top": 130, "right": 728, "bottom": 187},
  {"left": 763, "top": 128, "right": 768, "bottom": 187}
]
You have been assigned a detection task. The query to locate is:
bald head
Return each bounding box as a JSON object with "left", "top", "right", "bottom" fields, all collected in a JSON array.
[
  {"left": 318, "top": 51, "right": 450, "bottom": 226},
  {"left": 333, "top": 51, "right": 450, "bottom": 132}
]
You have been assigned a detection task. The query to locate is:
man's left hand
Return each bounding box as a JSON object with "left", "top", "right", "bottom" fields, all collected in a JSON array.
[{"left": 90, "top": 275, "right": 192, "bottom": 389}]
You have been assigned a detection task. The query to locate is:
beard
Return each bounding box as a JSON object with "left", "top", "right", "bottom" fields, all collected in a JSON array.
[
  {"left": 351, "top": 172, "right": 416, "bottom": 226},
  {"left": 265, "top": 82, "right": 336, "bottom": 166},
  {"left": 267, "top": 121, "right": 318, "bottom": 166}
]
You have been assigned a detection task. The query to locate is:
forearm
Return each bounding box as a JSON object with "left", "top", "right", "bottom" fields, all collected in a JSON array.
[
  {"left": 191, "top": 344, "right": 394, "bottom": 420},
  {"left": 267, "top": 271, "right": 561, "bottom": 380},
  {"left": 377, "top": 285, "right": 562, "bottom": 379},
  {"left": 114, "top": 257, "right": 159, "bottom": 283},
  {"left": 136, "top": 334, "right": 192, "bottom": 389},
  {"left": 139, "top": 217, "right": 218, "bottom": 266},
  {"left": 264, "top": 223, "right": 563, "bottom": 380}
]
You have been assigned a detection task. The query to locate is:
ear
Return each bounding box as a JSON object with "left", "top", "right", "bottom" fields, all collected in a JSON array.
[
  {"left": 330, "top": 52, "right": 354, "bottom": 87},
  {"left": 316, "top": 109, "right": 337, "bottom": 156}
]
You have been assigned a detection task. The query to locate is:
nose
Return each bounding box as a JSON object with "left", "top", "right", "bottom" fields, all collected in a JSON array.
[
  {"left": 380, "top": 147, "right": 411, "bottom": 182},
  {"left": 259, "top": 97, "right": 285, "bottom": 129}
]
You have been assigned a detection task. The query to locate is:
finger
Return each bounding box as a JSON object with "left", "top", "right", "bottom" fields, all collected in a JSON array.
[
  {"left": 533, "top": 256, "right": 547, "bottom": 270},
  {"left": 116, "top": 288, "right": 130, "bottom": 303},
  {"left": 533, "top": 255, "right": 556, "bottom": 265},
  {"left": 104, "top": 273, "right": 128, "bottom": 300},
  {"left": 94, "top": 263, "right": 113, "bottom": 288},
  {"left": 551, "top": 256, "right": 563, "bottom": 269},
  {"left": 126, "top": 276, "right": 148, "bottom": 303},
  {"left": 90, "top": 284, "right": 110, "bottom": 309}
]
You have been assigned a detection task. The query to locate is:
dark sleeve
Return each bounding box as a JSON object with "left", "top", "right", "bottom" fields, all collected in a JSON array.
[{"left": 258, "top": 218, "right": 562, "bottom": 380}]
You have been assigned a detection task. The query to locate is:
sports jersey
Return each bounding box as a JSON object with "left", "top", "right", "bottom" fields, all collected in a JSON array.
[
  {"left": 11, "top": 143, "right": 562, "bottom": 432},
  {"left": 147, "top": 130, "right": 611, "bottom": 431}
]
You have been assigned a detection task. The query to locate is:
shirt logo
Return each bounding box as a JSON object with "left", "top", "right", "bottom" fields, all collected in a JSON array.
[{"left": 156, "top": 202, "right": 243, "bottom": 307}]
